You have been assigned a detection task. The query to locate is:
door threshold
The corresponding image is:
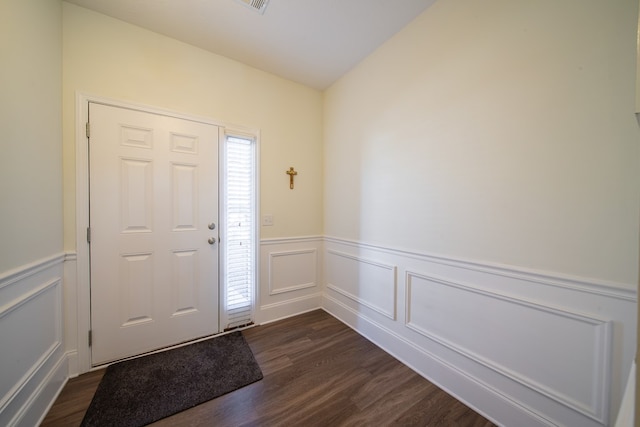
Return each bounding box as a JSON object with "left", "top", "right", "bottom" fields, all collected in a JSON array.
[{"left": 90, "top": 325, "right": 257, "bottom": 370}]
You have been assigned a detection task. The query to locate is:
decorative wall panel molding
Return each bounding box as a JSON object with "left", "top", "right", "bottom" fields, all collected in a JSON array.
[
  {"left": 0, "top": 255, "right": 67, "bottom": 427},
  {"left": 57, "top": 233, "right": 637, "bottom": 427},
  {"left": 323, "top": 292, "right": 554, "bottom": 427},
  {"left": 405, "top": 271, "right": 611, "bottom": 423},
  {"left": 268, "top": 249, "right": 317, "bottom": 295},
  {"left": 0, "top": 280, "right": 62, "bottom": 412},
  {"left": 322, "top": 237, "right": 635, "bottom": 427},
  {"left": 325, "top": 249, "right": 397, "bottom": 320},
  {"left": 258, "top": 237, "right": 323, "bottom": 324}
]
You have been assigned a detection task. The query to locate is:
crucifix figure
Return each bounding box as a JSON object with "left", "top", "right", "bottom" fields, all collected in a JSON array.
[{"left": 286, "top": 167, "right": 298, "bottom": 189}]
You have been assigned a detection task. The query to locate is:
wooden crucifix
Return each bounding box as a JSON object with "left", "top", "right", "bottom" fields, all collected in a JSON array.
[{"left": 286, "top": 167, "right": 298, "bottom": 189}]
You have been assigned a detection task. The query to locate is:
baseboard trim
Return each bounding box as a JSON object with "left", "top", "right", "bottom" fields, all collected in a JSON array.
[
  {"left": 258, "top": 292, "right": 322, "bottom": 324},
  {"left": 23, "top": 354, "right": 68, "bottom": 427},
  {"left": 3, "top": 344, "right": 67, "bottom": 427},
  {"left": 66, "top": 350, "right": 79, "bottom": 379},
  {"left": 323, "top": 293, "right": 556, "bottom": 427},
  {"left": 321, "top": 236, "right": 635, "bottom": 426}
]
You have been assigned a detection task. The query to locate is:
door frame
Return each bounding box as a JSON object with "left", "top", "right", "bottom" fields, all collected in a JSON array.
[{"left": 74, "top": 93, "right": 259, "bottom": 373}]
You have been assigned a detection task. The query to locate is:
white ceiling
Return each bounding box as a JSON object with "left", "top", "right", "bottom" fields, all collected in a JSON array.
[{"left": 63, "top": 0, "right": 435, "bottom": 90}]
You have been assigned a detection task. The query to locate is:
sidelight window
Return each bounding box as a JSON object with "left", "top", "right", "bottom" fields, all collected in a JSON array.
[{"left": 221, "top": 133, "right": 257, "bottom": 330}]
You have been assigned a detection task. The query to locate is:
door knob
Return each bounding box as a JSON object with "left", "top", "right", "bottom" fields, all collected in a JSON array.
[
  {"left": 208, "top": 237, "right": 216, "bottom": 245},
  {"left": 208, "top": 222, "right": 216, "bottom": 230}
]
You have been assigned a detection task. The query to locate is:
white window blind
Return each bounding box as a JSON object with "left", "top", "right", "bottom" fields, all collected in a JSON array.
[{"left": 222, "top": 135, "right": 256, "bottom": 330}]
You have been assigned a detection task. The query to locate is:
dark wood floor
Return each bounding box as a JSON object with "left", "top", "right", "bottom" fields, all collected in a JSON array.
[{"left": 42, "top": 310, "right": 496, "bottom": 426}]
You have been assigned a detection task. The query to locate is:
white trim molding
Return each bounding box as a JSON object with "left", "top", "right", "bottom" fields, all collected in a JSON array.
[
  {"left": 324, "top": 236, "right": 636, "bottom": 302},
  {"left": 268, "top": 249, "right": 318, "bottom": 295},
  {"left": 323, "top": 293, "right": 554, "bottom": 427},
  {"left": 0, "top": 254, "right": 64, "bottom": 291},
  {"left": 322, "top": 236, "right": 636, "bottom": 427},
  {"left": 0, "top": 255, "right": 67, "bottom": 427},
  {"left": 259, "top": 293, "right": 324, "bottom": 325},
  {"left": 258, "top": 237, "right": 323, "bottom": 324},
  {"left": 261, "top": 235, "right": 324, "bottom": 245},
  {"left": 405, "top": 270, "right": 612, "bottom": 424},
  {"left": 325, "top": 249, "right": 397, "bottom": 320},
  {"left": 60, "top": 214, "right": 636, "bottom": 427},
  {"left": 74, "top": 93, "right": 263, "bottom": 374}
]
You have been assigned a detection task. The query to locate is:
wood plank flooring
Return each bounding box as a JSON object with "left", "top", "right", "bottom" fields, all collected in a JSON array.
[{"left": 42, "top": 310, "right": 496, "bottom": 426}]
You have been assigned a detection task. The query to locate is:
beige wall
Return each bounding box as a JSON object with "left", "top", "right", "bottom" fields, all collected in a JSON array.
[
  {"left": 0, "top": 0, "right": 63, "bottom": 272},
  {"left": 62, "top": 3, "right": 324, "bottom": 250},
  {"left": 324, "top": 0, "right": 640, "bottom": 286}
]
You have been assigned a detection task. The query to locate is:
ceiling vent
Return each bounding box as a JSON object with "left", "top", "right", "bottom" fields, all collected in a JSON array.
[{"left": 235, "top": 0, "right": 270, "bottom": 15}]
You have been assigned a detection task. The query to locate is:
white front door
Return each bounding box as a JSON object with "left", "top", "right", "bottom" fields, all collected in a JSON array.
[{"left": 89, "top": 102, "right": 220, "bottom": 365}]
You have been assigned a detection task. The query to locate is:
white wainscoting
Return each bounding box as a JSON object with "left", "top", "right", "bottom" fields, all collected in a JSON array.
[
  {"left": 63, "top": 253, "right": 79, "bottom": 377},
  {"left": 26, "top": 237, "right": 635, "bottom": 426},
  {"left": 0, "top": 254, "right": 67, "bottom": 427},
  {"left": 322, "top": 237, "right": 636, "bottom": 427},
  {"left": 326, "top": 249, "right": 397, "bottom": 320},
  {"left": 258, "top": 237, "right": 323, "bottom": 324}
]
